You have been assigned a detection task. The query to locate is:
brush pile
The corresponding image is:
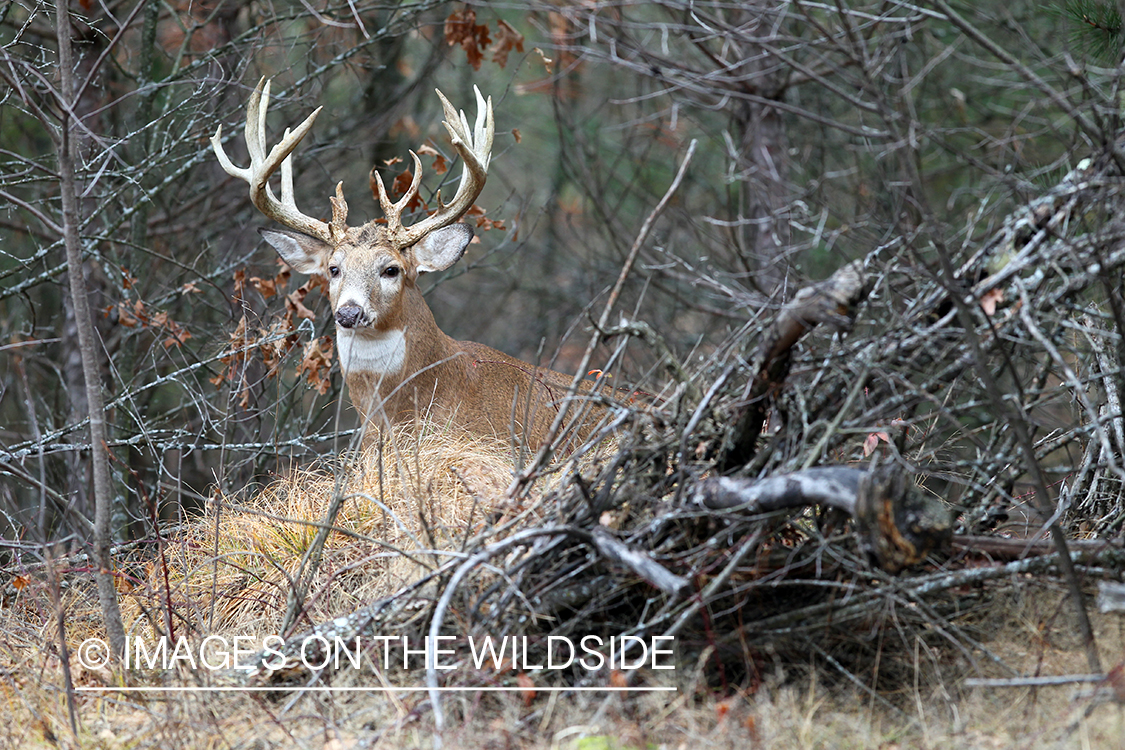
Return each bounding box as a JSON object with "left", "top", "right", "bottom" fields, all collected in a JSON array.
[{"left": 107, "top": 156, "right": 1125, "bottom": 710}]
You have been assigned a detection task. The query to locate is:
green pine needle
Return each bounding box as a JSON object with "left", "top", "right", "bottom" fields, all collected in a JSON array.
[{"left": 1057, "top": 0, "right": 1124, "bottom": 61}]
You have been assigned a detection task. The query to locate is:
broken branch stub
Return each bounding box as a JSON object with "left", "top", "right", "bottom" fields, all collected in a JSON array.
[{"left": 852, "top": 462, "right": 952, "bottom": 573}]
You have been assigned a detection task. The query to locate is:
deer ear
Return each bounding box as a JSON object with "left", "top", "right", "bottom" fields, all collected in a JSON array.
[
  {"left": 412, "top": 223, "right": 473, "bottom": 274},
  {"left": 260, "top": 228, "right": 331, "bottom": 275}
]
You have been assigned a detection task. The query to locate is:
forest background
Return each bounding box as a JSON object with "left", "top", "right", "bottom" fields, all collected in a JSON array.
[{"left": 2, "top": 0, "right": 1125, "bottom": 747}]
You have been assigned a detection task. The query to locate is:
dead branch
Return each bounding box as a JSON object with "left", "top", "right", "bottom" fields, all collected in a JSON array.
[
  {"left": 1099, "top": 582, "right": 1125, "bottom": 613},
  {"left": 716, "top": 260, "right": 870, "bottom": 471},
  {"left": 579, "top": 526, "right": 691, "bottom": 597},
  {"left": 694, "top": 461, "right": 951, "bottom": 572}
]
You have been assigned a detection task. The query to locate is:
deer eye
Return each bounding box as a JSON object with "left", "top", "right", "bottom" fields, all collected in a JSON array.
[
  {"left": 328, "top": 265, "right": 340, "bottom": 278},
  {"left": 382, "top": 266, "right": 400, "bottom": 279}
]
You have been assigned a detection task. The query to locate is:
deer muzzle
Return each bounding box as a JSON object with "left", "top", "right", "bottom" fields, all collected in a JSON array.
[{"left": 334, "top": 303, "right": 364, "bottom": 329}]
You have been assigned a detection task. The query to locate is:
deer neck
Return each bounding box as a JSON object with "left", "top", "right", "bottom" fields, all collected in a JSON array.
[{"left": 337, "top": 284, "right": 464, "bottom": 423}]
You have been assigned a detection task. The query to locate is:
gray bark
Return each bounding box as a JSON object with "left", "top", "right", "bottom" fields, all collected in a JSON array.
[{"left": 55, "top": 0, "right": 126, "bottom": 659}]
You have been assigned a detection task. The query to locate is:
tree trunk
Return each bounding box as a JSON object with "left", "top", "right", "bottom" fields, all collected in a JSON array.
[{"left": 55, "top": 0, "right": 126, "bottom": 659}]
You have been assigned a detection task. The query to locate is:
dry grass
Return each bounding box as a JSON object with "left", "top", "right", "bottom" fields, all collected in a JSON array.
[
  {"left": 2, "top": 611, "right": 1123, "bottom": 750},
  {"left": 117, "top": 421, "right": 525, "bottom": 639},
  {"left": 2, "top": 426, "right": 1124, "bottom": 749}
]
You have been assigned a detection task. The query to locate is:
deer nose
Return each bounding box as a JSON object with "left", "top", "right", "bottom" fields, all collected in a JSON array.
[{"left": 335, "top": 304, "right": 363, "bottom": 328}]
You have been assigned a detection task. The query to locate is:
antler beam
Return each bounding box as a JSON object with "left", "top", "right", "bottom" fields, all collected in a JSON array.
[
  {"left": 372, "top": 86, "right": 494, "bottom": 249},
  {"left": 211, "top": 78, "right": 339, "bottom": 243}
]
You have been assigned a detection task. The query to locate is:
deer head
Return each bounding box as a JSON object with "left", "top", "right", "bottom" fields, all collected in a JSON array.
[{"left": 211, "top": 79, "right": 493, "bottom": 356}]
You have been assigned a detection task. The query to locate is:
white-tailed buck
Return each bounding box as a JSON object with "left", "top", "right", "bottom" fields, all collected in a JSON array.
[{"left": 212, "top": 79, "right": 600, "bottom": 447}]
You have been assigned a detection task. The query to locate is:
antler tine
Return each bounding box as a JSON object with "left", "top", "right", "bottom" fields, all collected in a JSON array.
[
  {"left": 393, "top": 87, "right": 494, "bottom": 248},
  {"left": 211, "top": 78, "right": 336, "bottom": 243},
  {"left": 280, "top": 127, "right": 296, "bottom": 208},
  {"left": 469, "top": 85, "right": 494, "bottom": 172},
  {"left": 371, "top": 151, "right": 423, "bottom": 240},
  {"left": 438, "top": 85, "right": 494, "bottom": 174},
  {"left": 245, "top": 79, "right": 267, "bottom": 165}
]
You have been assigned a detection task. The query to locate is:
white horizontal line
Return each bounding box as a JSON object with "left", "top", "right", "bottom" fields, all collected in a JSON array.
[{"left": 76, "top": 686, "right": 677, "bottom": 693}]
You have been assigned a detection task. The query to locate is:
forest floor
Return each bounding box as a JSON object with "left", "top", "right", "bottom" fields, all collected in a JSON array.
[
  {"left": 5, "top": 552, "right": 1123, "bottom": 748},
  {"left": 3, "top": 430, "right": 1124, "bottom": 749},
  {"left": 2, "top": 605, "right": 1123, "bottom": 750}
]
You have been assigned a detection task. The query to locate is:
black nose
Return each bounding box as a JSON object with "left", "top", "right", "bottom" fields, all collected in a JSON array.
[{"left": 335, "top": 304, "right": 362, "bottom": 328}]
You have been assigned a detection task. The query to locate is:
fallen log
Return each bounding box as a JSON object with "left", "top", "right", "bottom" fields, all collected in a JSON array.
[{"left": 693, "top": 461, "right": 952, "bottom": 573}]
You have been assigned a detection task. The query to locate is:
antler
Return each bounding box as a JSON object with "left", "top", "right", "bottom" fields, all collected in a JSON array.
[
  {"left": 211, "top": 78, "right": 344, "bottom": 243},
  {"left": 372, "top": 86, "right": 494, "bottom": 249}
]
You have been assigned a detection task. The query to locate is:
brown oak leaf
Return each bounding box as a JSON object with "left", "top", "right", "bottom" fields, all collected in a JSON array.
[
  {"left": 445, "top": 6, "right": 490, "bottom": 70},
  {"left": 491, "top": 19, "right": 524, "bottom": 68}
]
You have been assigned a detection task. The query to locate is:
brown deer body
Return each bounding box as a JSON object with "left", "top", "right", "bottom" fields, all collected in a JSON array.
[{"left": 212, "top": 80, "right": 597, "bottom": 447}]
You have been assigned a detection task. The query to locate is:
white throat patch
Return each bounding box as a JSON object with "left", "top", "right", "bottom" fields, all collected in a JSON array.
[{"left": 336, "top": 328, "right": 406, "bottom": 376}]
